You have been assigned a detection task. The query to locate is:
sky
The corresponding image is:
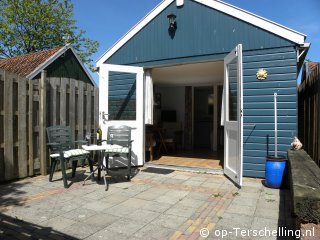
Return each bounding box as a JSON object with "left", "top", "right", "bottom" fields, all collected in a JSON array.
[{"left": 72, "top": 0, "right": 320, "bottom": 84}]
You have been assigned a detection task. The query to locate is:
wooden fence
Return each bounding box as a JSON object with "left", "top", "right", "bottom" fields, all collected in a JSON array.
[
  {"left": 298, "top": 63, "right": 320, "bottom": 167},
  {"left": 0, "top": 69, "right": 99, "bottom": 182}
]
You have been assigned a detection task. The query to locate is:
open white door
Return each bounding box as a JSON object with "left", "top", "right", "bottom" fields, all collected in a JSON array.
[
  {"left": 223, "top": 44, "right": 243, "bottom": 186},
  {"left": 99, "top": 64, "right": 144, "bottom": 166}
]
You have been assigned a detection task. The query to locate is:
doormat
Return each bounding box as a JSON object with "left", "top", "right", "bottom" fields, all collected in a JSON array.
[{"left": 142, "top": 167, "right": 174, "bottom": 174}]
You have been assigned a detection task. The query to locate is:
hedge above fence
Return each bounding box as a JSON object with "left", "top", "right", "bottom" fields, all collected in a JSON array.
[{"left": 288, "top": 149, "right": 320, "bottom": 224}]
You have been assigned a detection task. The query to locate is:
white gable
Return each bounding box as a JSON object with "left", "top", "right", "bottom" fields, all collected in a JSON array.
[{"left": 96, "top": 0, "right": 306, "bottom": 67}]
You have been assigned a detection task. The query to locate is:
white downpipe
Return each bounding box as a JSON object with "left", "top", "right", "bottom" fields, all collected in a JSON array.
[{"left": 274, "top": 93, "right": 278, "bottom": 157}]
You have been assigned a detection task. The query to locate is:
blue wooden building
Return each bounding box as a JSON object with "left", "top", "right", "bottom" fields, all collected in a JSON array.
[{"left": 96, "top": 0, "right": 309, "bottom": 185}]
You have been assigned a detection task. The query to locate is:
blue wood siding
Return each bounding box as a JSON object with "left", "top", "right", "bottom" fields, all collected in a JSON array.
[
  {"left": 108, "top": 72, "right": 136, "bottom": 120},
  {"left": 242, "top": 47, "right": 297, "bottom": 177},
  {"left": 107, "top": 0, "right": 295, "bottom": 66},
  {"left": 104, "top": 0, "right": 299, "bottom": 178}
]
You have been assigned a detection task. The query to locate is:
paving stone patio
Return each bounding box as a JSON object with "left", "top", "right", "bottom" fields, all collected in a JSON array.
[{"left": 0, "top": 166, "right": 295, "bottom": 239}]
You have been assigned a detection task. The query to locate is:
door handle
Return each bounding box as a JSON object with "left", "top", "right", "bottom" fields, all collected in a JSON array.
[{"left": 100, "top": 111, "right": 109, "bottom": 121}]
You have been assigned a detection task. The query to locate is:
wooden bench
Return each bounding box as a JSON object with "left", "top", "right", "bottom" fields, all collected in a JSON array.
[{"left": 287, "top": 149, "right": 320, "bottom": 224}]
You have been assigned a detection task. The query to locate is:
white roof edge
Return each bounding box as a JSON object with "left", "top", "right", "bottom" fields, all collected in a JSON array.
[
  {"left": 68, "top": 47, "right": 97, "bottom": 87},
  {"left": 96, "top": 0, "right": 307, "bottom": 67},
  {"left": 96, "top": 0, "right": 174, "bottom": 67},
  {"left": 196, "top": 0, "right": 306, "bottom": 43},
  {"left": 27, "top": 44, "right": 97, "bottom": 87}
]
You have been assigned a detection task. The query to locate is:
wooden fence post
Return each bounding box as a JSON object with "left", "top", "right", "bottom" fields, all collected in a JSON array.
[
  {"left": 69, "top": 78, "right": 76, "bottom": 140},
  {"left": 28, "top": 80, "right": 34, "bottom": 176},
  {"left": 60, "top": 78, "right": 67, "bottom": 126},
  {"left": 78, "top": 81, "right": 84, "bottom": 141},
  {"left": 94, "top": 87, "right": 99, "bottom": 134},
  {"left": 18, "top": 75, "right": 27, "bottom": 178},
  {"left": 4, "top": 71, "right": 14, "bottom": 180},
  {"left": 39, "top": 70, "right": 47, "bottom": 175},
  {"left": 0, "top": 70, "right": 4, "bottom": 182},
  {"left": 86, "top": 83, "right": 92, "bottom": 136},
  {"left": 48, "top": 78, "right": 59, "bottom": 126}
]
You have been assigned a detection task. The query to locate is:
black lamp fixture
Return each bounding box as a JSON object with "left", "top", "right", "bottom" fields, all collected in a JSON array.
[{"left": 167, "top": 13, "right": 177, "bottom": 30}]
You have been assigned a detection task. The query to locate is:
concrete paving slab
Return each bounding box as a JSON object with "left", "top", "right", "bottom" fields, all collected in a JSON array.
[
  {"left": 134, "top": 188, "right": 170, "bottom": 201},
  {"left": 82, "top": 199, "right": 115, "bottom": 212},
  {"left": 140, "top": 200, "right": 172, "bottom": 213},
  {"left": 231, "top": 196, "right": 259, "bottom": 206},
  {"left": 0, "top": 166, "right": 295, "bottom": 240},
  {"left": 134, "top": 223, "right": 176, "bottom": 240},
  {"left": 61, "top": 208, "right": 98, "bottom": 222},
  {"left": 250, "top": 216, "right": 280, "bottom": 231},
  {"left": 82, "top": 213, "right": 118, "bottom": 228},
  {"left": 82, "top": 188, "right": 115, "bottom": 201},
  {"left": 225, "top": 203, "right": 257, "bottom": 216},
  {"left": 103, "top": 217, "right": 143, "bottom": 236},
  {"left": 183, "top": 180, "right": 204, "bottom": 187},
  {"left": 238, "top": 185, "right": 262, "bottom": 193},
  {"left": 176, "top": 197, "right": 206, "bottom": 208},
  {"left": 85, "top": 229, "right": 130, "bottom": 240},
  {"left": 103, "top": 204, "right": 137, "bottom": 218},
  {"left": 117, "top": 197, "right": 151, "bottom": 209},
  {"left": 126, "top": 209, "right": 161, "bottom": 224},
  {"left": 171, "top": 174, "right": 191, "bottom": 180},
  {"left": 188, "top": 176, "right": 208, "bottom": 183},
  {"left": 217, "top": 213, "right": 253, "bottom": 228},
  {"left": 61, "top": 221, "right": 104, "bottom": 239},
  {"left": 185, "top": 191, "right": 211, "bottom": 201},
  {"left": 203, "top": 176, "right": 227, "bottom": 184},
  {"left": 200, "top": 182, "right": 222, "bottom": 189},
  {"left": 165, "top": 189, "right": 191, "bottom": 198},
  {"left": 235, "top": 191, "right": 261, "bottom": 199},
  {"left": 150, "top": 213, "right": 188, "bottom": 229},
  {"left": 100, "top": 193, "right": 128, "bottom": 205},
  {"left": 256, "top": 198, "right": 281, "bottom": 211},
  {"left": 254, "top": 206, "right": 281, "bottom": 220},
  {"left": 155, "top": 195, "right": 184, "bottom": 205},
  {"left": 165, "top": 205, "right": 198, "bottom": 218},
  {"left": 40, "top": 216, "right": 77, "bottom": 231}
]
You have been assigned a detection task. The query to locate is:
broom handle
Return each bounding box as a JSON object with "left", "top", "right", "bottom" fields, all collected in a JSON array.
[{"left": 274, "top": 93, "right": 278, "bottom": 158}]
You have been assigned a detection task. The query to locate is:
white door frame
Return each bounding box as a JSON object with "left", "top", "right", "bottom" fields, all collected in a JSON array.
[
  {"left": 223, "top": 44, "right": 243, "bottom": 186},
  {"left": 213, "top": 83, "right": 223, "bottom": 152},
  {"left": 99, "top": 64, "right": 145, "bottom": 166}
]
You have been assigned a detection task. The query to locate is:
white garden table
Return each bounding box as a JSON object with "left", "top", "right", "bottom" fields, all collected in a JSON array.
[{"left": 82, "top": 144, "right": 126, "bottom": 190}]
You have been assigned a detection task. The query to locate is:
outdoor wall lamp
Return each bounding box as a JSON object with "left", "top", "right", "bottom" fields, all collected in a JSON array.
[{"left": 167, "top": 13, "right": 177, "bottom": 30}]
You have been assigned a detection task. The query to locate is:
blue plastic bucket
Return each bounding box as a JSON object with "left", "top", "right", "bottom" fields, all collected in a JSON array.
[{"left": 265, "top": 156, "right": 287, "bottom": 188}]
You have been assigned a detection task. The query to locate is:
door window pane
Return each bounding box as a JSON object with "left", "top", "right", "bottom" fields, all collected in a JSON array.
[
  {"left": 228, "top": 58, "right": 237, "bottom": 121},
  {"left": 108, "top": 71, "right": 136, "bottom": 120}
]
